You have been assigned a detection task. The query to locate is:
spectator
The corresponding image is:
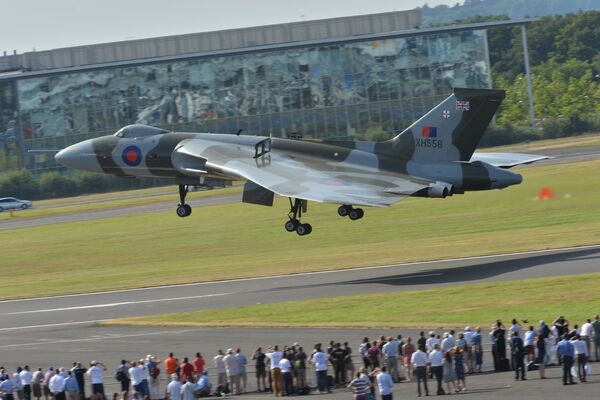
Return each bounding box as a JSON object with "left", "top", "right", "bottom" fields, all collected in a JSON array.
[
  {"left": 223, "top": 349, "right": 240, "bottom": 395},
  {"left": 180, "top": 358, "right": 194, "bottom": 385},
  {"left": 13, "top": 367, "right": 23, "bottom": 400},
  {"left": 48, "top": 369, "right": 66, "bottom": 400},
  {"left": 146, "top": 356, "right": 161, "bottom": 400},
  {"left": 472, "top": 328, "right": 483, "bottom": 373},
  {"left": 163, "top": 353, "right": 178, "bottom": 377},
  {"left": 425, "top": 332, "right": 438, "bottom": 353},
  {"left": 441, "top": 333, "right": 452, "bottom": 353},
  {"left": 128, "top": 361, "right": 147, "bottom": 400},
  {"left": 463, "top": 327, "right": 474, "bottom": 374},
  {"left": 524, "top": 326, "right": 537, "bottom": 364},
  {"left": 165, "top": 374, "right": 181, "bottom": 400},
  {"left": 43, "top": 367, "right": 55, "bottom": 400},
  {"left": 252, "top": 347, "right": 267, "bottom": 392},
  {"left": 1, "top": 373, "right": 16, "bottom": 400},
  {"left": 382, "top": 337, "right": 399, "bottom": 383},
  {"left": 581, "top": 319, "right": 593, "bottom": 357},
  {"left": 192, "top": 353, "right": 205, "bottom": 376},
  {"left": 509, "top": 318, "right": 522, "bottom": 339},
  {"left": 556, "top": 335, "right": 576, "bottom": 385},
  {"left": 329, "top": 343, "right": 347, "bottom": 386},
  {"left": 347, "top": 371, "right": 370, "bottom": 400},
  {"left": 411, "top": 346, "right": 429, "bottom": 397},
  {"left": 492, "top": 321, "right": 507, "bottom": 371},
  {"left": 510, "top": 332, "right": 526, "bottom": 381},
  {"left": 553, "top": 316, "right": 569, "bottom": 339},
  {"left": 593, "top": 315, "right": 600, "bottom": 362},
  {"left": 367, "top": 342, "right": 380, "bottom": 371},
  {"left": 417, "top": 332, "right": 426, "bottom": 353},
  {"left": 69, "top": 364, "right": 86, "bottom": 400},
  {"left": 343, "top": 342, "right": 355, "bottom": 384},
  {"left": 63, "top": 371, "right": 79, "bottom": 400},
  {"left": 31, "top": 368, "right": 43, "bottom": 400},
  {"left": 196, "top": 372, "right": 211, "bottom": 398},
  {"left": 279, "top": 355, "right": 293, "bottom": 396},
  {"left": 539, "top": 320, "right": 550, "bottom": 339},
  {"left": 310, "top": 343, "right": 329, "bottom": 394},
  {"left": 359, "top": 338, "right": 370, "bottom": 370},
  {"left": 429, "top": 344, "right": 445, "bottom": 395},
  {"left": 294, "top": 346, "right": 307, "bottom": 390},
  {"left": 535, "top": 335, "right": 546, "bottom": 379},
  {"left": 402, "top": 337, "right": 415, "bottom": 382},
  {"left": 571, "top": 335, "right": 588, "bottom": 383},
  {"left": 375, "top": 367, "right": 394, "bottom": 400},
  {"left": 180, "top": 376, "right": 197, "bottom": 400},
  {"left": 453, "top": 346, "right": 467, "bottom": 392},
  {"left": 87, "top": 361, "right": 106, "bottom": 400},
  {"left": 235, "top": 348, "right": 247, "bottom": 393},
  {"left": 114, "top": 360, "right": 130, "bottom": 397},
  {"left": 20, "top": 366, "right": 32, "bottom": 400},
  {"left": 266, "top": 345, "right": 283, "bottom": 397}
]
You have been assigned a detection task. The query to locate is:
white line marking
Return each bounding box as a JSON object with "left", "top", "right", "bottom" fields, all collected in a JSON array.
[
  {"left": 1, "top": 243, "right": 599, "bottom": 304},
  {"left": 0, "top": 292, "right": 231, "bottom": 316},
  {"left": 0, "top": 320, "right": 112, "bottom": 332},
  {"left": 0, "top": 329, "right": 197, "bottom": 349}
]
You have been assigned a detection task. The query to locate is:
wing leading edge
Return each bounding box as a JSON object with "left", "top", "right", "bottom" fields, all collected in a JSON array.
[{"left": 174, "top": 137, "right": 431, "bottom": 207}]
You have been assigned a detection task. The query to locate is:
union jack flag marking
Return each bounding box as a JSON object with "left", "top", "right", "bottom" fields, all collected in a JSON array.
[{"left": 456, "top": 101, "right": 470, "bottom": 111}]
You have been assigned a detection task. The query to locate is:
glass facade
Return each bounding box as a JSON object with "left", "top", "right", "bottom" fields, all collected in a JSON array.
[{"left": 3, "top": 29, "right": 491, "bottom": 173}]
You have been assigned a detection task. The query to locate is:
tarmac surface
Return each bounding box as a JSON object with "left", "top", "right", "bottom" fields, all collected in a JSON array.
[{"left": 0, "top": 245, "right": 599, "bottom": 398}]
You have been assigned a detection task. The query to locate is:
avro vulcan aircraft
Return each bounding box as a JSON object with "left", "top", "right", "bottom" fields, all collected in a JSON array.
[{"left": 55, "top": 88, "right": 547, "bottom": 235}]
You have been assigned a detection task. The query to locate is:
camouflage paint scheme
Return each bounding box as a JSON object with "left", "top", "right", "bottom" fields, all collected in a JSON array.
[{"left": 55, "top": 88, "right": 548, "bottom": 209}]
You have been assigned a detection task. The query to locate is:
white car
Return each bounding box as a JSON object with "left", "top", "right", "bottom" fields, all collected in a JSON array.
[{"left": 0, "top": 197, "right": 32, "bottom": 211}]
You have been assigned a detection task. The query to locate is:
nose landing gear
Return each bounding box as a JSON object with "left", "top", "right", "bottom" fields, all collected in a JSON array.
[
  {"left": 176, "top": 185, "right": 192, "bottom": 217},
  {"left": 285, "top": 198, "right": 312, "bottom": 236},
  {"left": 338, "top": 205, "right": 364, "bottom": 220}
]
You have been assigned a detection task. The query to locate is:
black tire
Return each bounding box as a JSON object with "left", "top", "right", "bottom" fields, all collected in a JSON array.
[
  {"left": 21, "top": 204, "right": 28, "bottom": 210},
  {"left": 349, "top": 209, "right": 360, "bottom": 220},
  {"left": 176, "top": 205, "right": 188, "bottom": 218},
  {"left": 285, "top": 219, "right": 298, "bottom": 232},
  {"left": 337, "top": 205, "right": 349, "bottom": 217},
  {"left": 183, "top": 204, "right": 192, "bottom": 216},
  {"left": 296, "top": 224, "right": 308, "bottom": 236},
  {"left": 356, "top": 208, "right": 364, "bottom": 219},
  {"left": 304, "top": 223, "right": 312, "bottom": 235}
]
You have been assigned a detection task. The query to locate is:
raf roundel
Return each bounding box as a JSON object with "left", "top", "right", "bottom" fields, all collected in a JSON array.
[{"left": 122, "top": 146, "right": 143, "bottom": 167}]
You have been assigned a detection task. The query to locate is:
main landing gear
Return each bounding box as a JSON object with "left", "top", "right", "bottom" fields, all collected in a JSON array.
[
  {"left": 176, "top": 185, "right": 192, "bottom": 217},
  {"left": 285, "top": 198, "right": 312, "bottom": 236},
  {"left": 338, "top": 204, "right": 364, "bottom": 220}
]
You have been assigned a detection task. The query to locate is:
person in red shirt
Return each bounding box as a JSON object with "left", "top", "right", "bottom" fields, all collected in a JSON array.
[
  {"left": 164, "top": 353, "right": 178, "bottom": 376},
  {"left": 193, "top": 353, "right": 205, "bottom": 376},
  {"left": 180, "top": 358, "right": 194, "bottom": 383}
]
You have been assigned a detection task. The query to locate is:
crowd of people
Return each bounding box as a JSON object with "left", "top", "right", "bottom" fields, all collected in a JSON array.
[{"left": 0, "top": 315, "right": 598, "bottom": 400}]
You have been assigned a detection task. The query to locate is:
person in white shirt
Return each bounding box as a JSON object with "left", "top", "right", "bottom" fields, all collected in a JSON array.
[
  {"left": 425, "top": 332, "right": 439, "bottom": 353},
  {"left": 265, "top": 345, "right": 283, "bottom": 396},
  {"left": 223, "top": 349, "right": 240, "bottom": 395},
  {"left": 375, "top": 367, "right": 394, "bottom": 400},
  {"left": 165, "top": 374, "right": 181, "bottom": 400},
  {"left": 12, "top": 369, "right": 23, "bottom": 400},
  {"left": 310, "top": 344, "right": 329, "bottom": 394},
  {"left": 86, "top": 361, "right": 106, "bottom": 399},
  {"left": 411, "top": 348, "right": 429, "bottom": 397},
  {"left": 441, "top": 333, "right": 452, "bottom": 353},
  {"left": 463, "top": 327, "right": 475, "bottom": 374},
  {"left": 128, "top": 361, "right": 148, "bottom": 399},
  {"left": 179, "top": 377, "right": 197, "bottom": 400},
  {"left": 213, "top": 350, "right": 226, "bottom": 391},
  {"left": 382, "top": 337, "right": 400, "bottom": 383},
  {"left": 524, "top": 326, "right": 537, "bottom": 363},
  {"left": 429, "top": 344, "right": 445, "bottom": 395},
  {"left": 571, "top": 335, "right": 588, "bottom": 382},
  {"left": 279, "top": 356, "right": 293, "bottom": 396},
  {"left": 509, "top": 319, "right": 522, "bottom": 339},
  {"left": 49, "top": 370, "right": 66, "bottom": 400},
  {"left": 20, "top": 366, "right": 33, "bottom": 400},
  {"left": 580, "top": 319, "right": 593, "bottom": 357}
]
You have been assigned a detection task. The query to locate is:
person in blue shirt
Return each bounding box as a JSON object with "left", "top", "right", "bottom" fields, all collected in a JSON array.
[
  {"left": 64, "top": 371, "right": 80, "bottom": 400},
  {"left": 556, "top": 335, "right": 576, "bottom": 385},
  {"left": 0, "top": 376, "right": 16, "bottom": 400},
  {"left": 472, "top": 328, "right": 483, "bottom": 373}
]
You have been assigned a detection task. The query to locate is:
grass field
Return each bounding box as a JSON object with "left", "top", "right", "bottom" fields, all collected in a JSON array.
[
  {"left": 481, "top": 132, "right": 600, "bottom": 152},
  {"left": 102, "top": 273, "right": 600, "bottom": 329},
  {"left": 0, "top": 159, "right": 599, "bottom": 300}
]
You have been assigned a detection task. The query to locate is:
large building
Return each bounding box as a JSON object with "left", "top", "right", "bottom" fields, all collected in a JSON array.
[{"left": 0, "top": 10, "right": 522, "bottom": 174}]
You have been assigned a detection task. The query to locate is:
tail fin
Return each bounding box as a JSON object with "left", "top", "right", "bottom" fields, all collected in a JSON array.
[{"left": 387, "top": 88, "right": 505, "bottom": 162}]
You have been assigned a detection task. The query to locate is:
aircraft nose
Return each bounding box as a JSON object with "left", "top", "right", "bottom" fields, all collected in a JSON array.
[{"left": 55, "top": 140, "right": 101, "bottom": 172}]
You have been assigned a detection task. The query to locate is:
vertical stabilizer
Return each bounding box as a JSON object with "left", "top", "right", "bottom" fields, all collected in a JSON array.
[{"left": 387, "top": 88, "right": 505, "bottom": 162}]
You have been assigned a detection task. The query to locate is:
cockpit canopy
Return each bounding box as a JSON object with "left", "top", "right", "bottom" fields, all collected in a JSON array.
[{"left": 114, "top": 124, "right": 171, "bottom": 139}]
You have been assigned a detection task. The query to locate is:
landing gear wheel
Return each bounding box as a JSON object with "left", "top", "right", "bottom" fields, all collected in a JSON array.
[
  {"left": 338, "top": 205, "right": 351, "bottom": 217},
  {"left": 296, "top": 223, "right": 312, "bottom": 236},
  {"left": 349, "top": 208, "right": 364, "bottom": 221},
  {"left": 285, "top": 219, "right": 299, "bottom": 232},
  {"left": 176, "top": 204, "right": 191, "bottom": 218}
]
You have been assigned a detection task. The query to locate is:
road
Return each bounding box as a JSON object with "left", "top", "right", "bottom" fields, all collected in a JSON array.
[{"left": 0, "top": 245, "right": 599, "bottom": 398}]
